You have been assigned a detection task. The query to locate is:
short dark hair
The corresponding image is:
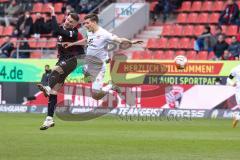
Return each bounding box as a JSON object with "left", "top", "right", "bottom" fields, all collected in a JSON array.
[
  {"left": 204, "top": 25, "right": 211, "bottom": 32},
  {"left": 84, "top": 13, "right": 99, "bottom": 23},
  {"left": 69, "top": 12, "right": 79, "bottom": 22}
]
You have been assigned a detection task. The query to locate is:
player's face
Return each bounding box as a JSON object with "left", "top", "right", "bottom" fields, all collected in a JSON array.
[
  {"left": 64, "top": 15, "right": 78, "bottom": 29},
  {"left": 83, "top": 19, "right": 96, "bottom": 32},
  {"left": 228, "top": 0, "right": 234, "bottom": 4}
]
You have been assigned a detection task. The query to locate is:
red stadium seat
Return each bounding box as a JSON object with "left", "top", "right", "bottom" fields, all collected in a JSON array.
[
  {"left": 30, "top": 52, "right": 42, "bottom": 58},
  {"left": 158, "top": 38, "right": 168, "bottom": 49},
  {"left": 208, "top": 51, "right": 215, "bottom": 60},
  {"left": 132, "top": 51, "right": 142, "bottom": 59},
  {"left": 201, "top": 1, "right": 212, "bottom": 12},
  {"left": 177, "top": 13, "right": 187, "bottom": 24},
  {"left": 37, "top": 38, "right": 47, "bottom": 48},
  {"left": 191, "top": 1, "right": 202, "bottom": 12},
  {"left": 172, "top": 25, "right": 183, "bottom": 36},
  {"left": 146, "top": 38, "right": 158, "bottom": 49},
  {"left": 225, "top": 37, "right": 232, "bottom": 44},
  {"left": 56, "top": 14, "right": 65, "bottom": 24},
  {"left": 28, "top": 38, "right": 38, "bottom": 48},
  {"left": 187, "top": 13, "right": 198, "bottom": 24},
  {"left": 178, "top": 1, "right": 191, "bottom": 12},
  {"left": 209, "top": 13, "right": 220, "bottom": 24},
  {"left": 182, "top": 25, "right": 194, "bottom": 36},
  {"left": 198, "top": 13, "right": 209, "bottom": 24},
  {"left": 226, "top": 25, "right": 238, "bottom": 36},
  {"left": 212, "top": 1, "right": 224, "bottom": 11},
  {"left": 142, "top": 51, "right": 152, "bottom": 59},
  {"left": 32, "top": 3, "right": 43, "bottom": 13},
  {"left": 194, "top": 25, "right": 204, "bottom": 36},
  {"left": 150, "top": 2, "right": 158, "bottom": 12},
  {"left": 0, "top": 0, "right": 9, "bottom": 2},
  {"left": 46, "top": 38, "right": 57, "bottom": 48},
  {"left": 161, "top": 25, "right": 173, "bottom": 36},
  {"left": 196, "top": 51, "right": 208, "bottom": 60},
  {"left": 168, "top": 38, "right": 179, "bottom": 49},
  {"left": 164, "top": 51, "right": 174, "bottom": 59},
  {"left": 175, "top": 51, "right": 186, "bottom": 56},
  {"left": 186, "top": 51, "right": 196, "bottom": 60},
  {"left": 54, "top": 3, "right": 63, "bottom": 13},
  {"left": 153, "top": 51, "right": 164, "bottom": 59},
  {"left": 42, "top": 3, "right": 53, "bottom": 13},
  {"left": 3, "top": 26, "right": 14, "bottom": 36},
  {"left": 179, "top": 38, "right": 190, "bottom": 49}
]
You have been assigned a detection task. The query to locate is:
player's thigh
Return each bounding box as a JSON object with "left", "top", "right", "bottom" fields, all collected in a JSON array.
[{"left": 92, "top": 69, "right": 105, "bottom": 91}]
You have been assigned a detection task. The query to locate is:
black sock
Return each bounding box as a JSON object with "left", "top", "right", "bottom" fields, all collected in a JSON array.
[{"left": 47, "top": 94, "right": 57, "bottom": 117}]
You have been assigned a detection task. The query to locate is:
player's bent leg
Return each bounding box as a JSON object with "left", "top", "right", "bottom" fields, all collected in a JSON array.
[
  {"left": 36, "top": 84, "right": 51, "bottom": 97},
  {"left": 36, "top": 65, "right": 63, "bottom": 97}
]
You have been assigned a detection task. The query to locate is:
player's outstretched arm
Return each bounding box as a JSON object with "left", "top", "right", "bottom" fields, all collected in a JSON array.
[
  {"left": 112, "top": 37, "right": 143, "bottom": 45},
  {"left": 63, "top": 39, "right": 87, "bottom": 48}
]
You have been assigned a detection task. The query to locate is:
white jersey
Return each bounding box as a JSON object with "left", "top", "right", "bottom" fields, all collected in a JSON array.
[
  {"left": 86, "top": 27, "right": 116, "bottom": 61},
  {"left": 230, "top": 65, "right": 240, "bottom": 87}
]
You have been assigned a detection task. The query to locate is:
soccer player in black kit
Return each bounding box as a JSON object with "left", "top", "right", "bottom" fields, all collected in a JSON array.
[{"left": 37, "top": 6, "right": 84, "bottom": 130}]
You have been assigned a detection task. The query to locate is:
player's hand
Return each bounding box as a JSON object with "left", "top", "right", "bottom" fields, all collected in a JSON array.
[
  {"left": 131, "top": 40, "right": 143, "bottom": 44},
  {"left": 48, "top": 5, "right": 55, "bottom": 15},
  {"left": 62, "top": 42, "right": 71, "bottom": 48}
]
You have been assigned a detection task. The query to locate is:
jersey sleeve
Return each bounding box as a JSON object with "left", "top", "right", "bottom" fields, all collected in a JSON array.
[{"left": 105, "top": 31, "right": 118, "bottom": 41}]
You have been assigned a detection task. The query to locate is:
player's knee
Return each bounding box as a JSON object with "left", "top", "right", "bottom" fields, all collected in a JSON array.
[
  {"left": 49, "top": 70, "right": 61, "bottom": 88},
  {"left": 92, "top": 92, "right": 105, "bottom": 100}
]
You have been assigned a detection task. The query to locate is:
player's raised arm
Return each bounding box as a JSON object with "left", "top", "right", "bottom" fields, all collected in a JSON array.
[
  {"left": 48, "top": 5, "right": 78, "bottom": 39},
  {"left": 63, "top": 38, "right": 87, "bottom": 48},
  {"left": 112, "top": 37, "right": 143, "bottom": 45}
]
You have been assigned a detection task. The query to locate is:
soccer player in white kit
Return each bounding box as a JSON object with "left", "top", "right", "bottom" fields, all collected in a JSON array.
[
  {"left": 227, "top": 64, "right": 240, "bottom": 128},
  {"left": 65, "top": 13, "right": 142, "bottom": 100}
]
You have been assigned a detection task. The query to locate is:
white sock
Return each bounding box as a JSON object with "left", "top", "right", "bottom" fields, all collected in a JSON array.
[{"left": 46, "top": 116, "right": 53, "bottom": 121}]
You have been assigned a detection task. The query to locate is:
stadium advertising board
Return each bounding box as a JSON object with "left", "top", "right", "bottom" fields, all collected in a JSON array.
[
  {"left": 114, "top": 3, "right": 144, "bottom": 26},
  {"left": 111, "top": 60, "right": 239, "bottom": 85},
  {"left": 1, "top": 103, "right": 239, "bottom": 120},
  {"left": 24, "top": 83, "right": 237, "bottom": 110},
  {"left": 0, "top": 59, "right": 86, "bottom": 83},
  {"left": 0, "top": 59, "right": 238, "bottom": 84}
]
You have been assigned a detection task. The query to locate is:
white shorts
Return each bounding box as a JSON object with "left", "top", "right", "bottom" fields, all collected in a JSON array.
[{"left": 84, "top": 59, "right": 106, "bottom": 92}]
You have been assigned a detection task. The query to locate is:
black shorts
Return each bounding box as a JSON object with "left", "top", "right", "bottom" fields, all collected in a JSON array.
[{"left": 56, "top": 56, "right": 77, "bottom": 76}]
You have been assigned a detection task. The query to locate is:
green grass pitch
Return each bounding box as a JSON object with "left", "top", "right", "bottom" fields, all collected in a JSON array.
[{"left": 0, "top": 113, "right": 239, "bottom": 160}]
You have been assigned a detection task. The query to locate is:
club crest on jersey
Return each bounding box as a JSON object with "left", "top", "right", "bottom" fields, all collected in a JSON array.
[{"left": 58, "top": 36, "right": 63, "bottom": 42}]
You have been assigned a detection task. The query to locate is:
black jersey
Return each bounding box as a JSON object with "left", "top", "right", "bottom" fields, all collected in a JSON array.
[{"left": 52, "top": 16, "right": 85, "bottom": 60}]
